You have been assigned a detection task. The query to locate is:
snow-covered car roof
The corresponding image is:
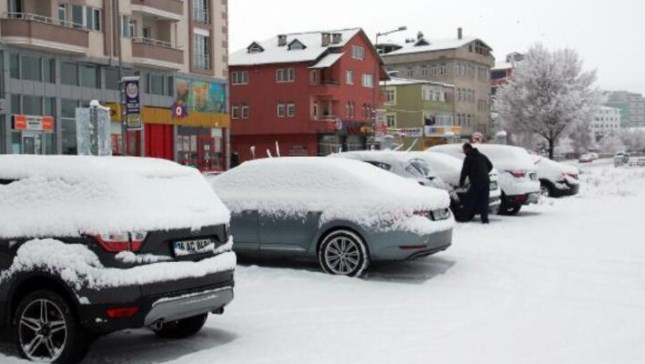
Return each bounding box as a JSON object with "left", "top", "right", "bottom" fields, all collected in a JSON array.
[
  {"left": 410, "top": 152, "right": 462, "bottom": 185},
  {"left": 210, "top": 157, "right": 451, "bottom": 229},
  {"left": 428, "top": 144, "right": 535, "bottom": 171},
  {"left": 0, "top": 156, "right": 230, "bottom": 238},
  {"left": 329, "top": 150, "right": 434, "bottom": 179}
]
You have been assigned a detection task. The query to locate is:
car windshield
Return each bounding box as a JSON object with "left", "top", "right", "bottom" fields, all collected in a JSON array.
[{"left": 407, "top": 158, "right": 432, "bottom": 178}]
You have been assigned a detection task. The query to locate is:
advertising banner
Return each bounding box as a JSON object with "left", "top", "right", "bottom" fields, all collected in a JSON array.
[
  {"left": 123, "top": 76, "right": 142, "bottom": 130},
  {"left": 173, "top": 77, "right": 227, "bottom": 118}
]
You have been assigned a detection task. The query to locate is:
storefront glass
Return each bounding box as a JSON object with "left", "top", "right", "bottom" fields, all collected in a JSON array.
[
  {"left": 176, "top": 126, "right": 224, "bottom": 171},
  {"left": 318, "top": 134, "right": 341, "bottom": 156}
]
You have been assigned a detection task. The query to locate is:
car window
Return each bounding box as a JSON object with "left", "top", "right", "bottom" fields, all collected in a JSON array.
[
  {"left": 366, "top": 161, "right": 392, "bottom": 171},
  {"left": 408, "top": 158, "right": 432, "bottom": 177}
]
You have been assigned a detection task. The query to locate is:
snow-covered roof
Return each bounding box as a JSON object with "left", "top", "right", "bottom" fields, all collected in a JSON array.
[
  {"left": 382, "top": 77, "right": 454, "bottom": 88},
  {"left": 492, "top": 62, "right": 514, "bottom": 71},
  {"left": 309, "top": 52, "right": 344, "bottom": 69},
  {"left": 230, "top": 28, "right": 362, "bottom": 66},
  {"left": 211, "top": 157, "right": 452, "bottom": 233},
  {"left": 383, "top": 36, "right": 490, "bottom": 57},
  {"left": 0, "top": 156, "right": 230, "bottom": 238}
]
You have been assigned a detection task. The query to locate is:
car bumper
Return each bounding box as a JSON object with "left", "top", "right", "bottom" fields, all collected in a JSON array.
[
  {"left": 553, "top": 180, "right": 580, "bottom": 197},
  {"left": 368, "top": 228, "right": 453, "bottom": 261},
  {"left": 507, "top": 192, "right": 541, "bottom": 205},
  {"left": 78, "top": 270, "right": 234, "bottom": 334}
]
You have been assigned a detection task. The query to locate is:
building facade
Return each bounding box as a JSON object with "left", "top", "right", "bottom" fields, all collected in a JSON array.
[
  {"left": 605, "top": 91, "right": 645, "bottom": 129},
  {"left": 590, "top": 106, "right": 622, "bottom": 142},
  {"left": 382, "top": 78, "right": 458, "bottom": 150},
  {"left": 0, "top": 0, "right": 230, "bottom": 171},
  {"left": 229, "top": 28, "right": 384, "bottom": 162},
  {"left": 379, "top": 28, "right": 495, "bottom": 138}
]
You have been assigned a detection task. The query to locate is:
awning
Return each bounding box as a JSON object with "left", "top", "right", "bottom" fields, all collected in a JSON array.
[{"left": 309, "top": 53, "right": 344, "bottom": 69}]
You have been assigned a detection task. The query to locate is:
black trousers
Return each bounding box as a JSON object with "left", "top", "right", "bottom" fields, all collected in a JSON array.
[{"left": 465, "top": 184, "right": 490, "bottom": 223}]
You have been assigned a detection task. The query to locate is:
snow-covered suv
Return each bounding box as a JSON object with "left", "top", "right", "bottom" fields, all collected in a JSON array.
[{"left": 0, "top": 156, "right": 235, "bottom": 363}]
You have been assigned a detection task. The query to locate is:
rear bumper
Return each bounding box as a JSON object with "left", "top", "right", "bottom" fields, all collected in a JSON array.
[
  {"left": 369, "top": 228, "right": 453, "bottom": 261},
  {"left": 507, "top": 192, "right": 540, "bottom": 206},
  {"left": 78, "top": 270, "right": 234, "bottom": 334}
]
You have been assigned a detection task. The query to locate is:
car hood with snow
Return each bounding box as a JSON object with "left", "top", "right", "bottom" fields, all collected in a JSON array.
[
  {"left": 531, "top": 155, "right": 580, "bottom": 185},
  {"left": 210, "top": 157, "right": 452, "bottom": 232},
  {"left": 0, "top": 155, "right": 231, "bottom": 238}
]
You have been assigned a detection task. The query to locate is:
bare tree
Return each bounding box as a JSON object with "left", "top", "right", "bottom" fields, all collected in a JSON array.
[{"left": 495, "top": 44, "right": 602, "bottom": 159}]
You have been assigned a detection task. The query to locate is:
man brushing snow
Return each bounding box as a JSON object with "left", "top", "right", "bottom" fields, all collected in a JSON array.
[{"left": 459, "top": 143, "right": 493, "bottom": 224}]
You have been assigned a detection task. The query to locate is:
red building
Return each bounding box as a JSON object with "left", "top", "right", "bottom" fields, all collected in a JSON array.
[{"left": 229, "top": 28, "right": 386, "bottom": 162}]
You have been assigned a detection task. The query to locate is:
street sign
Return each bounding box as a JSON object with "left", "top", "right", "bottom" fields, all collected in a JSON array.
[
  {"left": 13, "top": 115, "right": 54, "bottom": 131},
  {"left": 123, "top": 76, "right": 142, "bottom": 130}
]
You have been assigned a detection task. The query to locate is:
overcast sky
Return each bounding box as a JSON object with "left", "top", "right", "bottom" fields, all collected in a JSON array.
[{"left": 230, "top": 0, "right": 644, "bottom": 95}]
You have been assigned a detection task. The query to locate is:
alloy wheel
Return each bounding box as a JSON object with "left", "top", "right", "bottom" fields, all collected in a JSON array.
[
  {"left": 324, "top": 237, "right": 361, "bottom": 275},
  {"left": 18, "top": 298, "right": 68, "bottom": 362}
]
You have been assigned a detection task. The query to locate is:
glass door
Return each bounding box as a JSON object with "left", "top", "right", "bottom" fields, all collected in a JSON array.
[{"left": 21, "top": 131, "right": 44, "bottom": 155}]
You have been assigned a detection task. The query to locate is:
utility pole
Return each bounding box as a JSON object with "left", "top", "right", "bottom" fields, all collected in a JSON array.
[{"left": 113, "top": 0, "right": 127, "bottom": 155}]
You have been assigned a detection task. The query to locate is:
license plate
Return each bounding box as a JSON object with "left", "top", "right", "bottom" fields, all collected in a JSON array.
[
  {"left": 530, "top": 173, "right": 538, "bottom": 181},
  {"left": 173, "top": 239, "right": 216, "bottom": 257},
  {"left": 528, "top": 193, "right": 540, "bottom": 203},
  {"left": 490, "top": 181, "right": 498, "bottom": 190}
]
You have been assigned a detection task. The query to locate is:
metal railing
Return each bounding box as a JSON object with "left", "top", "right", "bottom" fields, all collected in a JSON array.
[
  {"left": 3, "top": 12, "right": 87, "bottom": 30},
  {"left": 131, "top": 36, "right": 180, "bottom": 50}
]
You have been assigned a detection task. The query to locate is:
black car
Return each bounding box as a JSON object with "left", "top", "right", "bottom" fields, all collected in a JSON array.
[{"left": 0, "top": 156, "right": 235, "bottom": 363}]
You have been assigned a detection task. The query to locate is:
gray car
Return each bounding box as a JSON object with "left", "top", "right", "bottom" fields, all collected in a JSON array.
[{"left": 209, "top": 157, "right": 454, "bottom": 277}]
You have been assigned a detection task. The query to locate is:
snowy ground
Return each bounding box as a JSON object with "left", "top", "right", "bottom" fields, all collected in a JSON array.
[{"left": 2, "top": 161, "right": 644, "bottom": 364}]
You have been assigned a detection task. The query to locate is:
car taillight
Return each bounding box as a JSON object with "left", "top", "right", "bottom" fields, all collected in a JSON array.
[
  {"left": 106, "top": 306, "right": 139, "bottom": 318},
  {"left": 507, "top": 170, "right": 527, "bottom": 178},
  {"left": 93, "top": 232, "right": 147, "bottom": 253},
  {"left": 565, "top": 173, "right": 578, "bottom": 180},
  {"left": 430, "top": 208, "right": 451, "bottom": 221}
]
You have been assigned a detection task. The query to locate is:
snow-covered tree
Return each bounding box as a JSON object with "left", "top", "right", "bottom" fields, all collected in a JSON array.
[
  {"left": 619, "top": 129, "right": 645, "bottom": 153},
  {"left": 495, "top": 44, "right": 602, "bottom": 159},
  {"left": 600, "top": 134, "right": 625, "bottom": 154}
]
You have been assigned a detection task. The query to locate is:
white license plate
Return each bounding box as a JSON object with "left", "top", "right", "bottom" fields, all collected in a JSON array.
[
  {"left": 530, "top": 173, "right": 538, "bottom": 181},
  {"left": 490, "top": 181, "right": 498, "bottom": 190},
  {"left": 173, "top": 239, "right": 216, "bottom": 257}
]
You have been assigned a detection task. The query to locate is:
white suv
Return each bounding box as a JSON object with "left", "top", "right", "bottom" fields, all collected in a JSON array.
[{"left": 428, "top": 144, "right": 541, "bottom": 215}]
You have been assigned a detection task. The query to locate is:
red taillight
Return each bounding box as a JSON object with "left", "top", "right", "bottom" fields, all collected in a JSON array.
[
  {"left": 507, "top": 170, "right": 527, "bottom": 178},
  {"left": 513, "top": 195, "right": 528, "bottom": 203},
  {"left": 93, "top": 233, "right": 145, "bottom": 253},
  {"left": 107, "top": 307, "right": 139, "bottom": 318},
  {"left": 565, "top": 173, "right": 578, "bottom": 180}
]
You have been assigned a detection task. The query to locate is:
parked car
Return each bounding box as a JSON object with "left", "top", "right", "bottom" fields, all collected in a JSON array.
[
  {"left": 428, "top": 144, "right": 541, "bottom": 215},
  {"left": 0, "top": 156, "right": 235, "bottom": 363},
  {"left": 589, "top": 152, "right": 599, "bottom": 161},
  {"left": 210, "top": 157, "right": 454, "bottom": 277},
  {"left": 615, "top": 151, "right": 630, "bottom": 164},
  {"left": 638, "top": 158, "right": 645, "bottom": 167},
  {"left": 579, "top": 153, "right": 594, "bottom": 163},
  {"left": 531, "top": 155, "right": 580, "bottom": 197}
]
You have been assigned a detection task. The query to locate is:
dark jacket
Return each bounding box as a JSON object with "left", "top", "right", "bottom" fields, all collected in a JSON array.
[{"left": 460, "top": 148, "right": 493, "bottom": 187}]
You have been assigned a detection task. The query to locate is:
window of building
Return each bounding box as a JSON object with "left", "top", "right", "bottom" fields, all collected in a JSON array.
[
  {"left": 231, "top": 105, "right": 240, "bottom": 119},
  {"left": 277, "top": 102, "right": 286, "bottom": 117},
  {"left": 407, "top": 67, "right": 414, "bottom": 77},
  {"left": 421, "top": 65, "right": 428, "bottom": 77},
  {"left": 61, "top": 62, "right": 79, "bottom": 86},
  {"left": 231, "top": 71, "right": 248, "bottom": 85},
  {"left": 193, "top": 34, "right": 211, "bottom": 70},
  {"left": 193, "top": 0, "right": 210, "bottom": 24},
  {"left": 241, "top": 104, "right": 249, "bottom": 119},
  {"left": 11, "top": 95, "right": 21, "bottom": 114},
  {"left": 440, "top": 64, "right": 447, "bottom": 75},
  {"left": 352, "top": 46, "right": 365, "bottom": 60},
  {"left": 57, "top": 4, "right": 67, "bottom": 25},
  {"left": 43, "top": 58, "right": 55, "bottom": 83},
  {"left": 385, "top": 90, "right": 395, "bottom": 103},
  {"left": 80, "top": 64, "right": 100, "bottom": 88},
  {"left": 287, "top": 103, "right": 296, "bottom": 118},
  {"left": 276, "top": 68, "right": 295, "bottom": 83},
  {"left": 386, "top": 114, "right": 396, "bottom": 128},
  {"left": 121, "top": 16, "right": 136, "bottom": 37},
  {"left": 346, "top": 70, "right": 354, "bottom": 85},
  {"left": 44, "top": 97, "right": 56, "bottom": 117},
  {"left": 22, "top": 95, "right": 43, "bottom": 115},
  {"left": 20, "top": 55, "right": 41, "bottom": 82},
  {"left": 147, "top": 73, "right": 165, "bottom": 95},
  {"left": 105, "top": 68, "right": 120, "bottom": 90},
  {"left": 10, "top": 53, "right": 19, "bottom": 79},
  {"left": 362, "top": 74, "right": 374, "bottom": 88}
]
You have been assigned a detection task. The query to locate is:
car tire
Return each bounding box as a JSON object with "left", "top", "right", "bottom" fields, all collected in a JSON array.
[
  {"left": 14, "top": 290, "right": 92, "bottom": 364},
  {"left": 498, "top": 195, "right": 522, "bottom": 216},
  {"left": 152, "top": 313, "right": 208, "bottom": 339},
  {"left": 318, "top": 229, "right": 369, "bottom": 277},
  {"left": 540, "top": 182, "right": 553, "bottom": 198}
]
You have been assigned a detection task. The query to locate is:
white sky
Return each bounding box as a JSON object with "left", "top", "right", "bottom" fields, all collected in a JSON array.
[{"left": 230, "top": 0, "right": 644, "bottom": 95}]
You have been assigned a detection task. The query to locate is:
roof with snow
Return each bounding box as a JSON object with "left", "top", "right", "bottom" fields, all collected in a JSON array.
[
  {"left": 230, "top": 28, "right": 362, "bottom": 66},
  {"left": 382, "top": 36, "right": 492, "bottom": 57},
  {"left": 381, "top": 77, "right": 454, "bottom": 88}
]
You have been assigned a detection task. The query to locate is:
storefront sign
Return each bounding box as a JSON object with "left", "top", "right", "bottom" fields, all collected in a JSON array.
[
  {"left": 400, "top": 128, "right": 423, "bottom": 138},
  {"left": 13, "top": 115, "right": 54, "bottom": 132},
  {"left": 123, "top": 76, "right": 142, "bottom": 130},
  {"left": 173, "top": 77, "right": 227, "bottom": 117}
]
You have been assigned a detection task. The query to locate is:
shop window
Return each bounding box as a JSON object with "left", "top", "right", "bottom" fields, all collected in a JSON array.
[
  {"left": 21, "top": 55, "right": 42, "bottom": 82},
  {"left": 43, "top": 59, "right": 56, "bottom": 83},
  {"left": 147, "top": 73, "right": 165, "bottom": 95},
  {"left": 80, "top": 64, "right": 100, "bottom": 88},
  {"left": 0, "top": 116, "right": 5, "bottom": 153},
  {"left": 61, "top": 63, "right": 79, "bottom": 86},
  {"left": 105, "top": 68, "right": 120, "bottom": 90},
  {"left": 44, "top": 98, "right": 56, "bottom": 116},
  {"left": 23, "top": 96, "right": 43, "bottom": 116},
  {"left": 167, "top": 76, "right": 174, "bottom": 96},
  {"left": 61, "top": 118, "right": 77, "bottom": 155},
  {"left": 11, "top": 95, "right": 21, "bottom": 114},
  {"left": 11, "top": 132, "right": 21, "bottom": 154},
  {"left": 61, "top": 99, "right": 78, "bottom": 118},
  {"left": 10, "top": 53, "right": 19, "bottom": 79}
]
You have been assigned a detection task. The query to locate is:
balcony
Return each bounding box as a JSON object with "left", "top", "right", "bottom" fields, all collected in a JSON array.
[
  {"left": 310, "top": 80, "right": 341, "bottom": 98},
  {"left": 0, "top": 13, "right": 89, "bottom": 55},
  {"left": 131, "top": 37, "right": 184, "bottom": 70},
  {"left": 131, "top": 0, "right": 183, "bottom": 21}
]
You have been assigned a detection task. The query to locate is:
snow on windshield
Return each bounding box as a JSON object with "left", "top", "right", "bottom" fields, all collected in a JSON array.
[
  {"left": 0, "top": 156, "right": 230, "bottom": 238},
  {"left": 211, "top": 157, "right": 452, "bottom": 232}
]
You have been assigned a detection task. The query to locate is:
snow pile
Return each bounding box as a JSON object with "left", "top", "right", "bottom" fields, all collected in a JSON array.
[
  {"left": 429, "top": 144, "right": 536, "bottom": 172},
  {"left": 578, "top": 163, "right": 645, "bottom": 198},
  {"left": 211, "top": 157, "right": 453, "bottom": 233},
  {"left": 1, "top": 239, "right": 236, "bottom": 291},
  {"left": 0, "top": 156, "right": 230, "bottom": 238}
]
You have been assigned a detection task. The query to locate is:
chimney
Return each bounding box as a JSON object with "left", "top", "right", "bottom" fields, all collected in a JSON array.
[
  {"left": 321, "top": 32, "right": 331, "bottom": 47},
  {"left": 458, "top": 27, "right": 463, "bottom": 40},
  {"left": 278, "top": 34, "right": 287, "bottom": 47},
  {"left": 332, "top": 33, "right": 342, "bottom": 44}
]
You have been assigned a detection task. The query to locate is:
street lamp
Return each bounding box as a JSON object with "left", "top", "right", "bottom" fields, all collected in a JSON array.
[{"left": 373, "top": 26, "right": 407, "bottom": 149}]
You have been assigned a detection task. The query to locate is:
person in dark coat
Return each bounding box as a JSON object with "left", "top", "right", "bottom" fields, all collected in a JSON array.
[{"left": 459, "top": 143, "right": 493, "bottom": 224}]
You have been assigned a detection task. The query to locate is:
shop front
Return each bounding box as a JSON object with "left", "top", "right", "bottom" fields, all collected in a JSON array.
[
  {"left": 10, "top": 114, "right": 55, "bottom": 154},
  {"left": 318, "top": 121, "right": 370, "bottom": 155}
]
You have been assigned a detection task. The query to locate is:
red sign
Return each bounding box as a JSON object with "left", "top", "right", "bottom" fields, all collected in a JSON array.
[
  {"left": 13, "top": 115, "right": 27, "bottom": 130},
  {"left": 13, "top": 115, "right": 54, "bottom": 131},
  {"left": 42, "top": 116, "right": 54, "bottom": 131}
]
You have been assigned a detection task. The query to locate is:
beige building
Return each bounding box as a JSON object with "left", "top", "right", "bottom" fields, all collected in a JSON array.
[
  {"left": 379, "top": 28, "right": 495, "bottom": 138},
  {"left": 0, "top": 0, "right": 231, "bottom": 171}
]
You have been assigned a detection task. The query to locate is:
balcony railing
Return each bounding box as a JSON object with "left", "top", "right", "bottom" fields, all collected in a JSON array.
[
  {"left": 131, "top": 37, "right": 184, "bottom": 68},
  {"left": 131, "top": 0, "right": 183, "bottom": 19},
  {"left": 4, "top": 12, "right": 87, "bottom": 29},
  {"left": 132, "top": 36, "right": 176, "bottom": 49},
  {"left": 0, "top": 12, "right": 89, "bottom": 53}
]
